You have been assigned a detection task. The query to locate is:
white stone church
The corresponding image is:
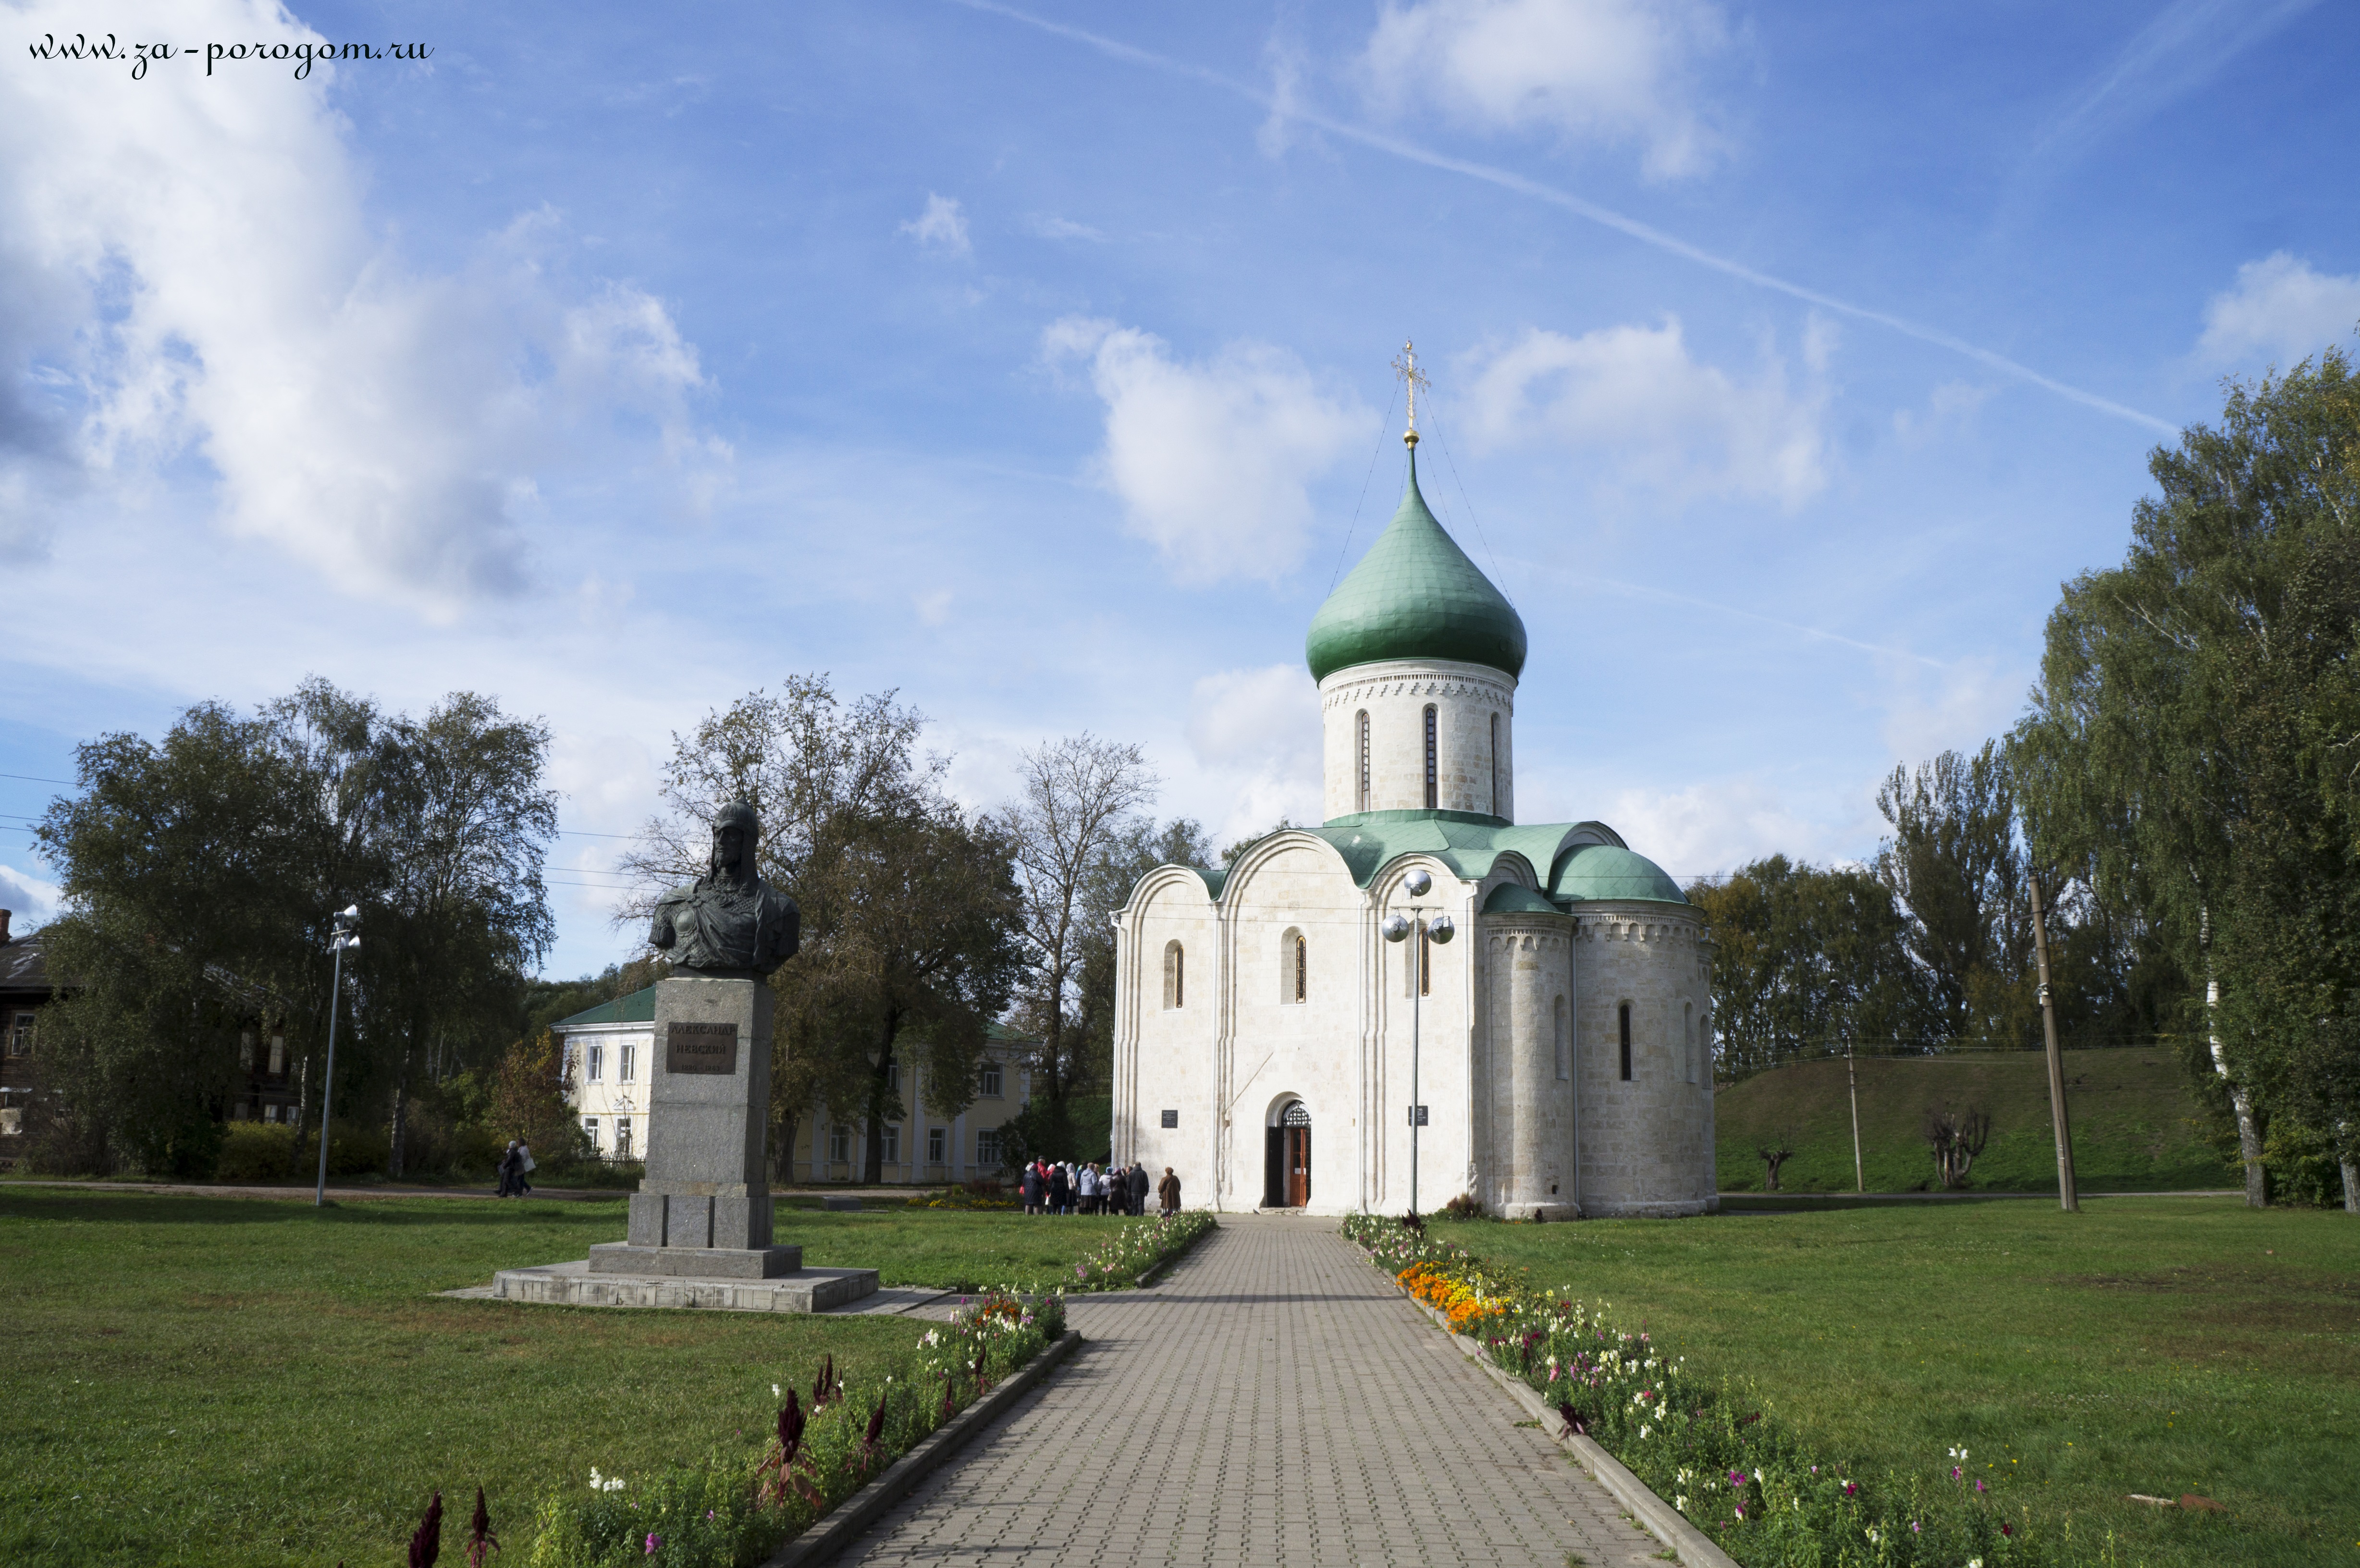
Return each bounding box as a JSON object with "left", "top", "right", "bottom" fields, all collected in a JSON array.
[{"left": 1109, "top": 439, "right": 1717, "bottom": 1218}]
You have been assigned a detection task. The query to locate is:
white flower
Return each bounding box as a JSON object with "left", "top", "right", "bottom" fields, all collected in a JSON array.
[
  {"left": 772, "top": 1384, "right": 782, "bottom": 1398},
  {"left": 1754, "top": 1469, "right": 1764, "bottom": 1485},
  {"left": 1639, "top": 1425, "right": 1651, "bottom": 1439},
  {"left": 1969, "top": 1559, "right": 1984, "bottom": 1568},
  {"left": 1674, "top": 1495, "right": 1689, "bottom": 1513}
]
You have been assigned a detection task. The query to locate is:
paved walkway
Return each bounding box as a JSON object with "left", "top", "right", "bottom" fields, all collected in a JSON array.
[{"left": 839, "top": 1215, "right": 1662, "bottom": 1568}]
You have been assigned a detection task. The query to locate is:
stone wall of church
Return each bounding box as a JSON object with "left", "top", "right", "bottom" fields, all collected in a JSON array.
[
  {"left": 1318, "top": 658, "right": 1516, "bottom": 821},
  {"left": 1115, "top": 869, "right": 1220, "bottom": 1196},
  {"left": 1479, "top": 914, "right": 1578, "bottom": 1220},
  {"left": 1572, "top": 906, "right": 1717, "bottom": 1217}
]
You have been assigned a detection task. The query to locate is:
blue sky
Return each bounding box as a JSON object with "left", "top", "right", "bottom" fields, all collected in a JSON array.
[{"left": 4, "top": 0, "right": 2358, "bottom": 980}]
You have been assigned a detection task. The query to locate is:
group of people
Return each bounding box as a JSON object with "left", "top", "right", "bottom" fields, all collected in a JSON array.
[
  {"left": 495, "top": 1139, "right": 535, "bottom": 1198},
  {"left": 1018, "top": 1158, "right": 1182, "bottom": 1216}
]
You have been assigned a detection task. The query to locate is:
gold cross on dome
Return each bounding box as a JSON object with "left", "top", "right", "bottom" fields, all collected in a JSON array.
[{"left": 1391, "top": 339, "right": 1431, "bottom": 448}]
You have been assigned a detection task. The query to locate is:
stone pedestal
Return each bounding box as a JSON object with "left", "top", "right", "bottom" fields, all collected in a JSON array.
[
  {"left": 586, "top": 976, "right": 798, "bottom": 1280},
  {"left": 525, "top": 975, "right": 874, "bottom": 1312}
]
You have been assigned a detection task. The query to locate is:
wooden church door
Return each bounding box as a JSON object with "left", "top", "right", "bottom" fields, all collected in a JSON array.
[{"left": 1282, "top": 1101, "right": 1311, "bottom": 1207}]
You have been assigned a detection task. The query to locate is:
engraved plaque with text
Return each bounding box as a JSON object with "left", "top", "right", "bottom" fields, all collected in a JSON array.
[{"left": 666, "top": 1020, "right": 739, "bottom": 1075}]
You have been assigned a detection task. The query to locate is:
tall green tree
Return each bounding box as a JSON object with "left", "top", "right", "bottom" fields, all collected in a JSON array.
[
  {"left": 1687, "top": 855, "right": 1938, "bottom": 1077},
  {"left": 2013, "top": 345, "right": 2360, "bottom": 1206},
  {"left": 1873, "top": 742, "right": 2032, "bottom": 1046},
  {"left": 996, "top": 734, "right": 1158, "bottom": 1104},
  {"left": 625, "top": 677, "right": 1025, "bottom": 1181},
  {"left": 33, "top": 682, "right": 558, "bottom": 1175}
]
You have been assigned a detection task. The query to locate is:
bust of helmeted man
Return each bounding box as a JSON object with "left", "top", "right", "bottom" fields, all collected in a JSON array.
[{"left": 647, "top": 800, "right": 800, "bottom": 978}]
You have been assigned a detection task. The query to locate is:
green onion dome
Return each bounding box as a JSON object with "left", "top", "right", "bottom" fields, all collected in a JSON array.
[{"left": 1305, "top": 452, "right": 1527, "bottom": 684}]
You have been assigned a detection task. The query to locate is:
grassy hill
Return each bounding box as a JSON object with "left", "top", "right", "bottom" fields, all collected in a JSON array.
[{"left": 1714, "top": 1046, "right": 2237, "bottom": 1193}]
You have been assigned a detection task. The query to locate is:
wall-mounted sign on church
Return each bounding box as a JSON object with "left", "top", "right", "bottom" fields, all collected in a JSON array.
[{"left": 1110, "top": 368, "right": 1717, "bottom": 1219}]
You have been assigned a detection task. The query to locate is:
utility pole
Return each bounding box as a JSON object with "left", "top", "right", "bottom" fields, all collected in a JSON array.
[
  {"left": 314, "top": 906, "right": 361, "bottom": 1208},
  {"left": 1845, "top": 1041, "right": 1864, "bottom": 1193},
  {"left": 2029, "top": 872, "right": 2080, "bottom": 1213}
]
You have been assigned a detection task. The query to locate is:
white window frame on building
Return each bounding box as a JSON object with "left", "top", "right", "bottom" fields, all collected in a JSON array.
[
  {"left": 978, "top": 1061, "right": 1003, "bottom": 1098},
  {"left": 582, "top": 1115, "right": 600, "bottom": 1150},
  {"left": 615, "top": 1116, "right": 635, "bottom": 1160},
  {"left": 927, "top": 1126, "right": 946, "bottom": 1164},
  {"left": 586, "top": 1044, "right": 603, "bottom": 1083},
  {"left": 619, "top": 1042, "right": 636, "bottom": 1083},
  {"left": 828, "top": 1124, "right": 851, "bottom": 1164}
]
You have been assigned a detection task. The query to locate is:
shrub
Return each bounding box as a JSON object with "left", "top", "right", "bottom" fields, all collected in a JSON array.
[{"left": 214, "top": 1123, "right": 299, "bottom": 1180}]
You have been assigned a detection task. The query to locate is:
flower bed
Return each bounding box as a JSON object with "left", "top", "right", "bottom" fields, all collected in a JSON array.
[
  {"left": 1343, "top": 1215, "right": 2073, "bottom": 1568},
  {"left": 525, "top": 1291, "right": 1065, "bottom": 1567},
  {"left": 1065, "top": 1210, "right": 1216, "bottom": 1290}
]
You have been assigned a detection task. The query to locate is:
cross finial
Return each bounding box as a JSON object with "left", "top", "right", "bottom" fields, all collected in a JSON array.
[{"left": 1392, "top": 338, "right": 1430, "bottom": 449}]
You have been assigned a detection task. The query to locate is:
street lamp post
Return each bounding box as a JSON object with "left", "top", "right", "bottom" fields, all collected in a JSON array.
[
  {"left": 314, "top": 906, "right": 361, "bottom": 1208},
  {"left": 1383, "top": 869, "right": 1454, "bottom": 1220}
]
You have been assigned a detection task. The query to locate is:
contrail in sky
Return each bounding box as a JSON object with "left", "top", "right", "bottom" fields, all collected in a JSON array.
[{"left": 953, "top": 0, "right": 2179, "bottom": 438}]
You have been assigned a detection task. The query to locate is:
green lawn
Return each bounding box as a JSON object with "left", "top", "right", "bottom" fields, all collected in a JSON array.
[
  {"left": 0, "top": 1191, "right": 1127, "bottom": 1567},
  {"left": 1716, "top": 1047, "right": 2238, "bottom": 1193},
  {"left": 1434, "top": 1197, "right": 2359, "bottom": 1568}
]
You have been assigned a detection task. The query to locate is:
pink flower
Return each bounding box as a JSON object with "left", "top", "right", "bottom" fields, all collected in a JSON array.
[{"left": 645, "top": 1532, "right": 661, "bottom": 1554}]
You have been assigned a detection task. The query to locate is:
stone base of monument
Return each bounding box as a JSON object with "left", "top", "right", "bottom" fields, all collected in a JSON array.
[
  {"left": 588, "top": 1242, "right": 804, "bottom": 1279},
  {"left": 489, "top": 1257, "right": 880, "bottom": 1313}
]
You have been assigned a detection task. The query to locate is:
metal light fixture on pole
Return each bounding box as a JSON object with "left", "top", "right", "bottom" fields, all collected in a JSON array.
[
  {"left": 1383, "top": 868, "right": 1454, "bottom": 1220},
  {"left": 314, "top": 906, "right": 361, "bottom": 1208}
]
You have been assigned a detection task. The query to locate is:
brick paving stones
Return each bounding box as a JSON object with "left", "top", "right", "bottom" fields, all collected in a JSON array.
[{"left": 836, "top": 1215, "right": 1666, "bottom": 1567}]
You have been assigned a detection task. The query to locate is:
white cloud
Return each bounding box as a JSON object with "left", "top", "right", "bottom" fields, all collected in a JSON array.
[
  {"left": 1044, "top": 319, "right": 1369, "bottom": 584},
  {"left": 1891, "top": 381, "right": 1992, "bottom": 448},
  {"left": 0, "top": 0, "right": 727, "bottom": 613},
  {"left": 2195, "top": 253, "right": 2360, "bottom": 369},
  {"left": 1588, "top": 776, "right": 1864, "bottom": 881},
  {"left": 1460, "top": 318, "right": 1832, "bottom": 508},
  {"left": 901, "top": 193, "right": 972, "bottom": 255},
  {"left": 1362, "top": 0, "right": 1730, "bottom": 180},
  {"left": 2033, "top": 0, "right": 2319, "bottom": 167},
  {"left": 1027, "top": 214, "right": 1105, "bottom": 243},
  {"left": 1874, "top": 654, "right": 2022, "bottom": 774},
  {"left": 0, "top": 861, "right": 61, "bottom": 931},
  {"left": 1185, "top": 664, "right": 1323, "bottom": 845}
]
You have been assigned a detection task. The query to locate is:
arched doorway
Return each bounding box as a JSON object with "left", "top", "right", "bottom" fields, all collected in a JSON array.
[{"left": 1262, "top": 1099, "right": 1311, "bottom": 1208}]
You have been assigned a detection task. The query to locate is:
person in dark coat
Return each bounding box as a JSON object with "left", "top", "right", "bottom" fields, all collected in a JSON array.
[
  {"left": 1129, "top": 1161, "right": 1150, "bottom": 1216},
  {"left": 1020, "top": 1162, "right": 1044, "bottom": 1214},
  {"left": 495, "top": 1140, "right": 521, "bottom": 1198},
  {"left": 1047, "top": 1163, "right": 1071, "bottom": 1215},
  {"left": 1157, "top": 1167, "right": 1181, "bottom": 1215}
]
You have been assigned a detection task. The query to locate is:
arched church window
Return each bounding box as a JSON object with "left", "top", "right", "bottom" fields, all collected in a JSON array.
[
  {"left": 1489, "top": 711, "right": 1500, "bottom": 817},
  {"left": 1418, "top": 921, "right": 1432, "bottom": 997},
  {"left": 1423, "top": 705, "right": 1438, "bottom": 809},
  {"left": 1684, "top": 1002, "right": 1696, "bottom": 1084},
  {"left": 1294, "top": 932, "right": 1307, "bottom": 1003},
  {"left": 1554, "top": 995, "right": 1568, "bottom": 1080},
  {"left": 1356, "top": 710, "right": 1370, "bottom": 812},
  {"left": 1280, "top": 928, "right": 1306, "bottom": 1004},
  {"left": 1164, "top": 941, "right": 1185, "bottom": 1010},
  {"left": 1618, "top": 1002, "right": 1633, "bottom": 1081}
]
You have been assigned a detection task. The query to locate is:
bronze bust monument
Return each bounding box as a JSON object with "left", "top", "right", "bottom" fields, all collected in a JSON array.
[{"left": 647, "top": 801, "right": 800, "bottom": 978}]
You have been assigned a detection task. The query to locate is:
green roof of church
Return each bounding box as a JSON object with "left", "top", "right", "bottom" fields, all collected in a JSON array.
[
  {"left": 1305, "top": 451, "right": 1528, "bottom": 684},
  {"left": 1154, "top": 813, "right": 1687, "bottom": 909}
]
